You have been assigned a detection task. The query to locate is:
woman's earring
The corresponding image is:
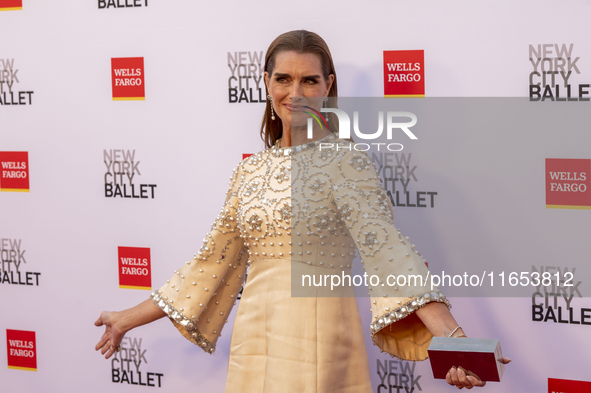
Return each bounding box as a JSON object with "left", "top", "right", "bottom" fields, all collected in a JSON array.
[
  {"left": 268, "top": 95, "right": 275, "bottom": 120},
  {"left": 323, "top": 97, "right": 329, "bottom": 122}
]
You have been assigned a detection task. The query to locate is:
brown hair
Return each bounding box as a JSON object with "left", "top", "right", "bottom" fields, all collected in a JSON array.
[{"left": 260, "top": 30, "right": 339, "bottom": 148}]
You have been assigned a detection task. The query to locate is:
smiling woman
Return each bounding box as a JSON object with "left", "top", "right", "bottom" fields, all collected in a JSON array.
[
  {"left": 94, "top": 30, "right": 509, "bottom": 393},
  {"left": 260, "top": 31, "right": 338, "bottom": 149},
  {"left": 265, "top": 50, "right": 334, "bottom": 148}
]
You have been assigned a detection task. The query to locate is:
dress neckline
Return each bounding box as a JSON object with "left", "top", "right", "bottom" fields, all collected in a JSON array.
[{"left": 272, "top": 133, "right": 337, "bottom": 155}]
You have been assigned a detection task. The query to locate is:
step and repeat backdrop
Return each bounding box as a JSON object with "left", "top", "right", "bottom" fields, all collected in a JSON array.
[{"left": 2, "top": 1, "right": 591, "bottom": 392}]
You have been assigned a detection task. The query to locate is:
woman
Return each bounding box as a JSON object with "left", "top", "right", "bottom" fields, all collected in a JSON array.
[{"left": 95, "top": 30, "right": 509, "bottom": 391}]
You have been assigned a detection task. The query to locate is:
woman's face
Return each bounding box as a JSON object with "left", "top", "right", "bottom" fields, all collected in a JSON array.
[{"left": 265, "top": 51, "right": 334, "bottom": 129}]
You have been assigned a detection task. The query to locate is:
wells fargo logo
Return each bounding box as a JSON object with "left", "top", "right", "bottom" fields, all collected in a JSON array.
[
  {"left": 546, "top": 158, "right": 591, "bottom": 209},
  {"left": 111, "top": 57, "right": 145, "bottom": 101},
  {"left": 548, "top": 378, "right": 591, "bottom": 393},
  {"left": 383, "top": 50, "right": 424, "bottom": 98},
  {"left": 0, "top": 151, "right": 29, "bottom": 192},
  {"left": 118, "top": 246, "right": 151, "bottom": 290},
  {"left": 0, "top": 0, "right": 22, "bottom": 11},
  {"left": 6, "top": 329, "right": 36, "bottom": 371}
]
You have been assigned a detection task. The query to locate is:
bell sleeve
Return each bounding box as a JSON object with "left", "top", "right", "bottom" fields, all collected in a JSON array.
[
  {"left": 330, "top": 149, "right": 451, "bottom": 361},
  {"left": 150, "top": 163, "right": 248, "bottom": 354}
]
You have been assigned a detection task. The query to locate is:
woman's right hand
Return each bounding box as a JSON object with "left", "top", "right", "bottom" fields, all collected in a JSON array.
[
  {"left": 94, "top": 299, "right": 166, "bottom": 359},
  {"left": 94, "top": 311, "right": 126, "bottom": 360}
]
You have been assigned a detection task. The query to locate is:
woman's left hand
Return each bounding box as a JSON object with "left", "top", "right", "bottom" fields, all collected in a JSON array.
[{"left": 445, "top": 357, "right": 511, "bottom": 389}]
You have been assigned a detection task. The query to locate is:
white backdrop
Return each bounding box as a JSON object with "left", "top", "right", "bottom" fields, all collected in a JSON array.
[{"left": 2, "top": 1, "right": 591, "bottom": 392}]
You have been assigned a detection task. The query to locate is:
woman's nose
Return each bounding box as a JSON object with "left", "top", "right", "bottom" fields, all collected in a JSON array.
[{"left": 291, "top": 83, "right": 302, "bottom": 98}]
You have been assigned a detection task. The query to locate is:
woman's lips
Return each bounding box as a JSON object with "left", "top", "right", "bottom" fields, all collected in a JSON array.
[{"left": 284, "top": 104, "right": 304, "bottom": 112}]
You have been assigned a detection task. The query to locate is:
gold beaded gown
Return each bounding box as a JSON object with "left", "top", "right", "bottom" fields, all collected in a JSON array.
[{"left": 150, "top": 133, "right": 450, "bottom": 392}]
